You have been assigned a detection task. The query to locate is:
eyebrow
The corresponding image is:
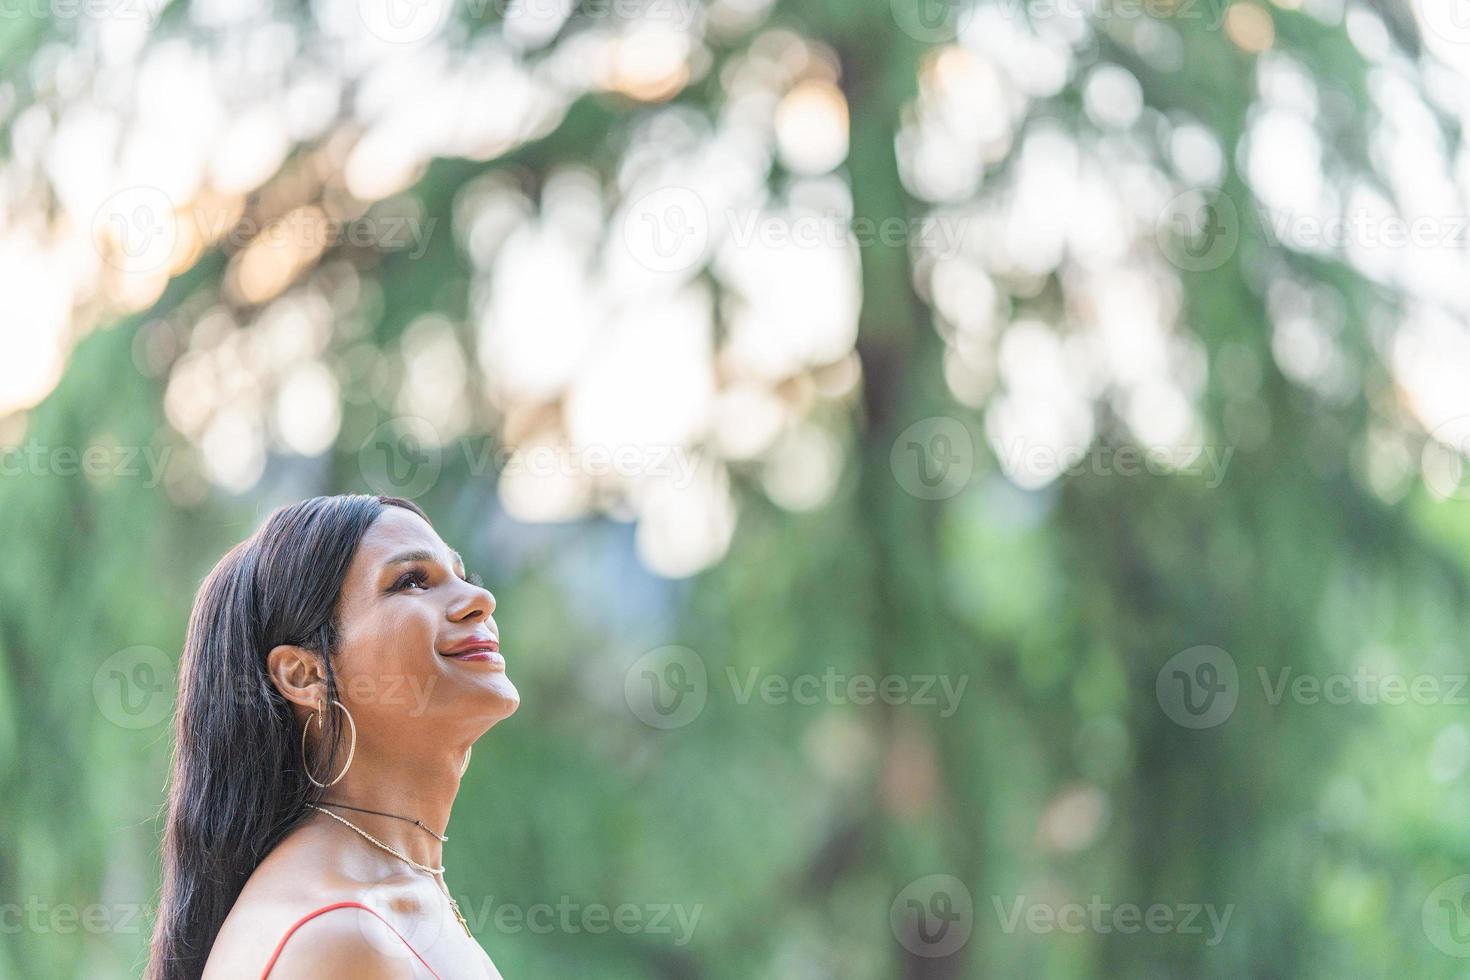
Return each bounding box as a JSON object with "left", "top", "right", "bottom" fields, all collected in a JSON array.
[{"left": 384, "top": 549, "right": 465, "bottom": 573}]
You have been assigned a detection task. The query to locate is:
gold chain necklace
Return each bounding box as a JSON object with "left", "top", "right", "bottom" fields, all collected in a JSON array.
[
  {"left": 306, "top": 804, "right": 473, "bottom": 938},
  {"left": 317, "top": 800, "right": 449, "bottom": 842}
]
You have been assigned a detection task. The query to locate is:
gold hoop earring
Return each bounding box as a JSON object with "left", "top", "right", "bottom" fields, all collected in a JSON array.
[
  {"left": 459, "top": 746, "right": 472, "bottom": 777},
  {"left": 301, "top": 699, "right": 356, "bottom": 788}
]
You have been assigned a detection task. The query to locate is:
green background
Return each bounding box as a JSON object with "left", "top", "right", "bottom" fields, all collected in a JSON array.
[{"left": 3, "top": 0, "right": 1470, "bottom": 976}]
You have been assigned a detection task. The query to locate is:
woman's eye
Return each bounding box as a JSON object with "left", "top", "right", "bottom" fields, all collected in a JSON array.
[
  {"left": 394, "top": 570, "right": 430, "bottom": 591},
  {"left": 465, "top": 571, "right": 484, "bottom": 588}
]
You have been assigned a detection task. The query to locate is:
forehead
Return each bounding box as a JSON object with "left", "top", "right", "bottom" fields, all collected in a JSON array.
[{"left": 351, "top": 506, "right": 456, "bottom": 569}]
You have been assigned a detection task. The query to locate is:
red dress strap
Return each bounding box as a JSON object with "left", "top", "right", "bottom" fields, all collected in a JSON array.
[{"left": 259, "top": 901, "right": 442, "bottom": 978}]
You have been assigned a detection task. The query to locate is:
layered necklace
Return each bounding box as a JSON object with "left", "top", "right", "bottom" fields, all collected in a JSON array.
[{"left": 307, "top": 802, "right": 473, "bottom": 938}]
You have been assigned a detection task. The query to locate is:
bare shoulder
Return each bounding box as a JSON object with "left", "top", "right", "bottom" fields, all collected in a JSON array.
[
  {"left": 260, "top": 905, "right": 423, "bottom": 979},
  {"left": 201, "top": 824, "right": 389, "bottom": 978}
]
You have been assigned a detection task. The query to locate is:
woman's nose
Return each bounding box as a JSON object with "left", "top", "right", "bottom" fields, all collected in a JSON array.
[{"left": 452, "top": 583, "right": 495, "bottom": 621}]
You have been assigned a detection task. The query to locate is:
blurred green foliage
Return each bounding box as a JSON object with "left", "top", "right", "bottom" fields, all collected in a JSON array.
[{"left": 3, "top": 0, "right": 1470, "bottom": 977}]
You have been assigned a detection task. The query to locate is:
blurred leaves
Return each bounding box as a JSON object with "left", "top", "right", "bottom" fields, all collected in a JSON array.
[{"left": 5, "top": 0, "right": 1470, "bottom": 977}]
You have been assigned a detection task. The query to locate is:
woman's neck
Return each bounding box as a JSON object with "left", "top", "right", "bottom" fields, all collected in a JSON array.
[{"left": 310, "top": 744, "right": 467, "bottom": 872}]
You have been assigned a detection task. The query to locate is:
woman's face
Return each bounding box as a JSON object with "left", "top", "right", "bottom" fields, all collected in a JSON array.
[{"left": 324, "top": 506, "right": 518, "bottom": 755}]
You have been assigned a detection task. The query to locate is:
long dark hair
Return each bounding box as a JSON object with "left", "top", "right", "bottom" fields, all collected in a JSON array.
[{"left": 146, "top": 494, "right": 429, "bottom": 980}]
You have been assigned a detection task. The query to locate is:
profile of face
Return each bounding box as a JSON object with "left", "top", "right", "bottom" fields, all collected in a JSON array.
[{"left": 270, "top": 505, "right": 519, "bottom": 771}]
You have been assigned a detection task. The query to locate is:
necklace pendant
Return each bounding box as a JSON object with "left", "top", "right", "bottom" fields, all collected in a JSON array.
[{"left": 448, "top": 896, "right": 472, "bottom": 938}]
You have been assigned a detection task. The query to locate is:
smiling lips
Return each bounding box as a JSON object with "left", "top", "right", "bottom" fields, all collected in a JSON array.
[{"left": 440, "top": 635, "right": 504, "bottom": 669}]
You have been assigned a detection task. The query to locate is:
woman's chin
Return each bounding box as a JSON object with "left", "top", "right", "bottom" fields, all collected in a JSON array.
[{"left": 478, "top": 674, "right": 521, "bottom": 720}]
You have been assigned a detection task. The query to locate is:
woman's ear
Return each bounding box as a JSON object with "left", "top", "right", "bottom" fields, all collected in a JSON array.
[{"left": 266, "top": 644, "right": 328, "bottom": 711}]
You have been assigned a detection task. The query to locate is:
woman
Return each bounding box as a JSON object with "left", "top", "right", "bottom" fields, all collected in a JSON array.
[{"left": 146, "top": 494, "right": 519, "bottom": 979}]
